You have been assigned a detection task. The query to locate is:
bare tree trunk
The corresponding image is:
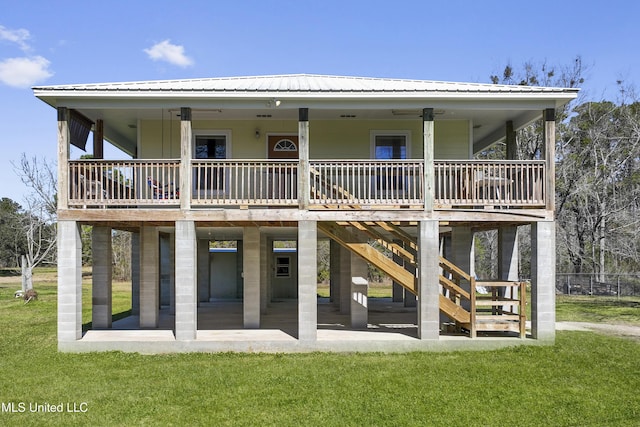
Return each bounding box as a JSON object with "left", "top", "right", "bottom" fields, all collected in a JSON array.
[{"left": 599, "top": 216, "right": 606, "bottom": 283}]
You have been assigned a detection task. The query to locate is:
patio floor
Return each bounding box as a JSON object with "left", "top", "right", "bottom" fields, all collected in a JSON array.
[{"left": 67, "top": 298, "right": 536, "bottom": 353}]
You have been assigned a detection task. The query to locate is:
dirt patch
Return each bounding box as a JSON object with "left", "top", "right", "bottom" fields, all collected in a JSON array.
[{"left": 557, "top": 321, "right": 640, "bottom": 342}]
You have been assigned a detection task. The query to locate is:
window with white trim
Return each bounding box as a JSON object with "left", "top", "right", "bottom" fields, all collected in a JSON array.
[{"left": 273, "top": 139, "right": 297, "bottom": 152}]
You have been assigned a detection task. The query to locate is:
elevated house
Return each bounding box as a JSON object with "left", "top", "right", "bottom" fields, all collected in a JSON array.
[{"left": 33, "top": 74, "right": 577, "bottom": 352}]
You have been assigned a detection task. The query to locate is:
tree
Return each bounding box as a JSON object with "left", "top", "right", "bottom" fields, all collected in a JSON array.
[
  {"left": 0, "top": 198, "right": 28, "bottom": 267},
  {"left": 490, "top": 57, "right": 585, "bottom": 159},
  {"left": 484, "top": 58, "right": 587, "bottom": 279},
  {"left": 12, "top": 154, "right": 57, "bottom": 290},
  {"left": 556, "top": 96, "right": 640, "bottom": 276},
  {"left": 490, "top": 59, "right": 640, "bottom": 278}
]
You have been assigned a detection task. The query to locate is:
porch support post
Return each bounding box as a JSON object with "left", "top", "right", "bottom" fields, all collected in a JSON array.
[
  {"left": 131, "top": 231, "right": 140, "bottom": 316},
  {"left": 140, "top": 226, "right": 160, "bottom": 328},
  {"left": 197, "top": 239, "right": 210, "bottom": 303},
  {"left": 57, "top": 107, "right": 69, "bottom": 210},
  {"left": 298, "top": 220, "right": 317, "bottom": 342},
  {"left": 298, "top": 108, "right": 310, "bottom": 209},
  {"left": 93, "top": 119, "right": 104, "bottom": 159},
  {"left": 451, "top": 226, "right": 474, "bottom": 310},
  {"left": 260, "top": 232, "right": 269, "bottom": 314},
  {"left": 498, "top": 226, "right": 519, "bottom": 311},
  {"left": 243, "top": 227, "right": 261, "bottom": 328},
  {"left": 175, "top": 220, "right": 197, "bottom": 340},
  {"left": 329, "top": 240, "right": 340, "bottom": 307},
  {"left": 92, "top": 226, "right": 112, "bottom": 329},
  {"left": 180, "top": 107, "right": 192, "bottom": 210},
  {"left": 505, "top": 120, "right": 516, "bottom": 160},
  {"left": 392, "top": 239, "right": 404, "bottom": 302},
  {"left": 423, "top": 108, "right": 435, "bottom": 211},
  {"left": 543, "top": 109, "right": 556, "bottom": 211},
  {"left": 57, "top": 220, "right": 82, "bottom": 343},
  {"left": 498, "top": 226, "right": 519, "bottom": 280},
  {"left": 531, "top": 221, "right": 556, "bottom": 341},
  {"left": 418, "top": 220, "right": 440, "bottom": 339},
  {"left": 160, "top": 234, "right": 171, "bottom": 308},
  {"left": 451, "top": 226, "right": 474, "bottom": 276},
  {"left": 168, "top": 232, "right": 176, "bottom": 315}
]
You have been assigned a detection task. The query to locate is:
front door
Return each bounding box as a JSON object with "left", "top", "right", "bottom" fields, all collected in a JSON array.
[{"left": 267, "top": 135, "right": 299, "bottom": 200}]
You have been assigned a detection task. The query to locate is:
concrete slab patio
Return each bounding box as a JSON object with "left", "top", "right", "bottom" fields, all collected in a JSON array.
[{"left": 65, "top": 298, "right": 538, "bottom": 353}]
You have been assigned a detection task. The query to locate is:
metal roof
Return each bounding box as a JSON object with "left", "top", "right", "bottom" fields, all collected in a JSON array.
[{"left": 33, "top": 73, "right": 579, "bottom": 96}]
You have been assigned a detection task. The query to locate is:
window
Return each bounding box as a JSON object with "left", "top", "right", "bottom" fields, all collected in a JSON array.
[
  {"left": 194, "top": 131, "right": 231, "bottom": 192},
  {"left": 273, "top": 139, "right": 297, "bottom": 152},
  {"left": 195, "top": 135, "right": 227, "bottom": 160},
  {"left": 373, "top": 134, "right": 408, "bottom": 160},
  {"left": 275, "top": 256, "right": 290, "bottom": 278},
  {"left": 371, "top": 131, "right": 410, "bottom": 193}
]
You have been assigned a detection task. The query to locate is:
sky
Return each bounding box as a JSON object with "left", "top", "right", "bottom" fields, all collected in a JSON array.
[{"left": 1, "top": 0, "right": 639, "bottom": 204}]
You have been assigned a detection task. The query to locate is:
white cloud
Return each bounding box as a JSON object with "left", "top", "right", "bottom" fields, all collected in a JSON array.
[
  {"left": 144, "top": 39, "right": 193, "bottom": 67},
  {"left": 0, "top": 56, "right": 53, "bottom": 88},
  {"left": 0, "top": 25, "right": 32, "bottom": 51}
]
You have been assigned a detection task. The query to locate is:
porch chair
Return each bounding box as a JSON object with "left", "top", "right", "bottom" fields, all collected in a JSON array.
[
  {"left": 79, "top": 175, "right": 108, "bottom": 207},
  {"left": 147, "top": 177, "right": 179, "bottom": 199}
]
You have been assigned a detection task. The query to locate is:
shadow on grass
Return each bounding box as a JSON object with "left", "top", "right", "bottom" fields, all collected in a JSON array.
[{"left": 0, "top": 269, "right": 21, "bottom": 277}]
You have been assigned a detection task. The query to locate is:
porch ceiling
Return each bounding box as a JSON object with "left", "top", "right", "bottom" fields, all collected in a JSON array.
[{"left": 77, "top": 105, "right": 542, "bottom": 157}]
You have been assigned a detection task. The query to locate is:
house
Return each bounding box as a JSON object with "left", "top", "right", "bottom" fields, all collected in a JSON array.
[{"left": 33, "top": 74, "right": 577, "bottom": 352}]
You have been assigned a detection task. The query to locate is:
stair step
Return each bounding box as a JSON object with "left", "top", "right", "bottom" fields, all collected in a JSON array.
[
  {"left": 475, "top": 314, "right": 521, "bottom": 321},
  {"left": 475, "top": 299, "right": 521, "bottom": 306},
  {"left": 475, "top": 323, "right": 521, "bottom": 331}
]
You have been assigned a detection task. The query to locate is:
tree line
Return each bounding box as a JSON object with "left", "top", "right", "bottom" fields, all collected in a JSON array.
[{"left": 476, "top": 57, "right": 640, "bottom": 280}]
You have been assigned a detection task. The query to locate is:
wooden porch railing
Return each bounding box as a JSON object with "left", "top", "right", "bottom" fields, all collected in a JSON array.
[
  {"left": 309, "top": 160, "right": 424, "bottom": 207},
  {"left": 69, "top": 160, "right": 180, "bottom": 207},
  {"left": 191, "top": 160, "right": 298, "bottom": 206},
  {"left": 66, "top": 159, "right": 546, "bottom": 209},
  {"left": 434, "top": 160, "right": 545, "bottom": 208}
]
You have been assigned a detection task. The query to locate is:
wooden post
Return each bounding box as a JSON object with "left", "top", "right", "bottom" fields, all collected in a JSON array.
[
  {"left": 543, "top": 108, "right": 556, "bottom": 212},
  {"left": 423, "top": 108, "right": 435, "bottom": 211},
  {"left": 93, "top": 119, "right": 104, "bottom": 159},
  {"left": 57, "top": 107, "right": 70, "bottom": 210},
  {"left": 505, "top": 120, "right": 516, "bottom": 160},
  {"left": 180, "top": 107, "right": 192, "bottom": 210},
  {"left": 298, "top": 108, "right": 310, "bottom": 209}
]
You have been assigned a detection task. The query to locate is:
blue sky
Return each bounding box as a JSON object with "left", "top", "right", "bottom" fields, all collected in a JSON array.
[{"left": 1, "top": 0, "right": 638, "bottom": 204}]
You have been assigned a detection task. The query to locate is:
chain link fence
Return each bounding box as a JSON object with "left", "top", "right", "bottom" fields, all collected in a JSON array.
[{"left": 556, "top": 273, "right": 640, "bottom": 296}]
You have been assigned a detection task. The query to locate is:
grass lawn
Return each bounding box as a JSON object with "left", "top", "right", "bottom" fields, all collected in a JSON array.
[
  {"left": 0, "top": 270, "right": 639, "bottom": 426},
  {"left": 556, "top": 295, "right": 640, "bottom": 324}
]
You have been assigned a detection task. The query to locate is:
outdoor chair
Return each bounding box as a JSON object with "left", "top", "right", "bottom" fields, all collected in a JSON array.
[{"left": 147, "top": 177, "right": 179, "bottom": 199}]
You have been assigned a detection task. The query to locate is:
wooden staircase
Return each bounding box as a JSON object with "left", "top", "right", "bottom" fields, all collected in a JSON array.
[{"left": 318, "top": 221, "right": 526, "bottom": 338}]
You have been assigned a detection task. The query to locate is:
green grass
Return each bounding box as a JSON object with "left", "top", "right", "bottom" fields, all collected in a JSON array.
[
  {"left": 556, "top": 295, "right": 640, "bottom": 324},
  {"left": 0, "top": 273, "right": 639, "bottom": 426}
]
